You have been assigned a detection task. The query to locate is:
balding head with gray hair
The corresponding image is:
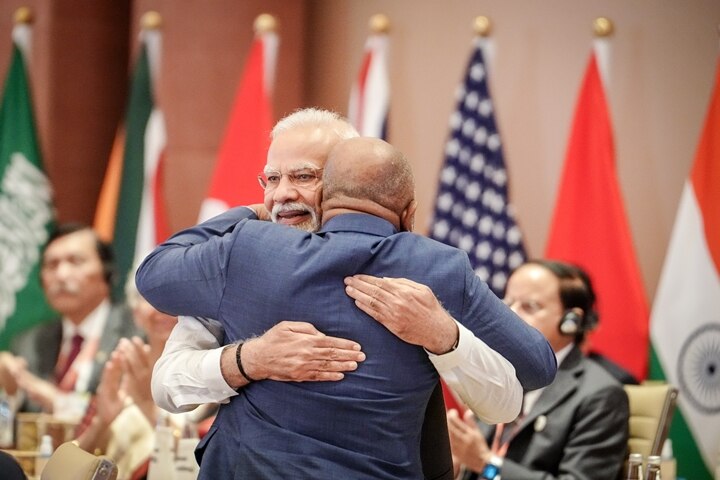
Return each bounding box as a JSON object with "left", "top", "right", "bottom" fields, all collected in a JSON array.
[{"left": 321, "top": 137, "right": 416, "bottom": 231}]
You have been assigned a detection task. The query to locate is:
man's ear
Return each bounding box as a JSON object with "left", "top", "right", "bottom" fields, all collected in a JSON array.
[{"left": 400, "top": 200, "right": 417, "bottom": 232}]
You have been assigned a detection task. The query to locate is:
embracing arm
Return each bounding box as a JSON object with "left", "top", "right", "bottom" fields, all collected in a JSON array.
[
  {"left": 152, "top": 316, "right": 236, "bottom": 413},
  {"left": 344, "top": 275, "right": 522, "bottom": 423},
  {"left": 136, "top": 206, "right": 258, "bottom": 318}
]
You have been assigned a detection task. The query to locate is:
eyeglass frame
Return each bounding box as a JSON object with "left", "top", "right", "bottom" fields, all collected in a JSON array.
[{"left": 257, "top": 167, "right": 324, "bottom": 190}]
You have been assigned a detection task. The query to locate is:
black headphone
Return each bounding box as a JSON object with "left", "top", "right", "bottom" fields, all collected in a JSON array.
[
  {"left": 559, "top": 309, "right": 584, "bottom": 335},
  {"left": 558, "top": 307, "right": 599, "bottom": 336}
]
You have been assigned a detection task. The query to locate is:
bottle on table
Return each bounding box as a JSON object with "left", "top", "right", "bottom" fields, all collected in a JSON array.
[
  {"left": 646, "top": 455, "right": 662, "bottom": 480},
  {"left": 626, "top": 452, "right": 644, "bottom": 480},
  {"left": 34, "top": 434, "right": 54, "bottom": 476}
]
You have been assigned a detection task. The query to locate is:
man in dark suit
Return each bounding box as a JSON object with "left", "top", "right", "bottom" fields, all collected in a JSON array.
[
  {"left": 137, "top": 137, "right": 556, "bottom": 479},
  {"left": 448, "top": 260, "right": 629, "bottom": 480},
  {"left": 0, "top": 224, "right": 137, "bottom": 413}
]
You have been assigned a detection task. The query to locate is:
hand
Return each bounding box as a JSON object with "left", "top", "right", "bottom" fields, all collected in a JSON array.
[
  {"left": 248, "top": 203, "right": 271, "bottom": 221},
  {"left": 447, "top": 408, "right": 492, "bottom": 473},
  {"left": 0, "top": 352, "right": 25, "bottom": 395},
  {"left": 223, "top": 321, "right": 365, "bottom": 387},
  {"left": 94, "top": 354, "right": 127, "bottom": 426},
  {"left": 14, "top": 368, "right": 59, "bottom": 412},
  {"left": 115, "top": 337, "right": 155, "bottom": 420},
  {"left": 344, "top": 275, "right": 458, "bottom": 354}
]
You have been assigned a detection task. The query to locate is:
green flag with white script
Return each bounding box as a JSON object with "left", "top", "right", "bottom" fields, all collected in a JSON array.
[{"left": 0, "top": 27, "right": 55, "bottom": 349}]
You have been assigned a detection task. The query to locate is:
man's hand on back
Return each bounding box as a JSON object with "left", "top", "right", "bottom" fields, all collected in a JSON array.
[
  {"left": 344, "top": 275, "right": 459, "bottom": 355},
  {"left": 220, "top": 321, "right": 366, "bottom": 388}
]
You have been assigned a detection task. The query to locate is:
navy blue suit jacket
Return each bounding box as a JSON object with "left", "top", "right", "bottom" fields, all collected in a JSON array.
[{"left": 137, "top": 209, "right": 556, "bottom": 479}]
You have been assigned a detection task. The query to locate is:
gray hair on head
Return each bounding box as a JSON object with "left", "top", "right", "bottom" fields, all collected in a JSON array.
[{"left": 271, "top": 108, "right": 359, "bottom": 140}]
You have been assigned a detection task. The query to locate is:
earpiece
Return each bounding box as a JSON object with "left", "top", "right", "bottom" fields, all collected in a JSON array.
[{"left": 558, "top": 310, "right": 583, "bottom": 335}]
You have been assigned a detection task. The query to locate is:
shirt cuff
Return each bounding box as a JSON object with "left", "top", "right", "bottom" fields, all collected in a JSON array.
[
  {"left": 427, "top": 321, "right": 473, "bottom": 373},
  {"left": 200, "top": 346, "right": 239, "bottom": 399}
]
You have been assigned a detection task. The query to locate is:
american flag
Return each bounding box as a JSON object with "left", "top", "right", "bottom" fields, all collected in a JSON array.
[{"left": 429, "top": 38, "right": 526, "bottom": 297}]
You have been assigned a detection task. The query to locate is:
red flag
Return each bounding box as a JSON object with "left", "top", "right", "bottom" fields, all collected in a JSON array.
[
  {"left": 545, "top": 45, "right": 649, "bottom": 381},
  {"left": 198, "top": 28, "right": 278, "bottom": 221}
]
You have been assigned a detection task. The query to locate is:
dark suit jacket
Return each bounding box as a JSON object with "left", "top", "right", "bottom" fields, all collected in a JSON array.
[
  {"left": 472, "top": 346, "right": 629, "bottom": 480},
  {"left": 137, "top": 210, "right": 556, "bottom": 479},
  {"left": 10, "top": 302, "right": 137, "bottom": 411}
]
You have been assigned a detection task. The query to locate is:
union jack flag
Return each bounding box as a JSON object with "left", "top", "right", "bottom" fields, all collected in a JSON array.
[{"left": 429, "top": 38, "right": 526, "bottom": 297}]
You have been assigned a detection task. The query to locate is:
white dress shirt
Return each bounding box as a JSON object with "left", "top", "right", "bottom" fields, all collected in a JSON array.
[
  {"left": 521, "top": 342, "right": 573, "bottom": 416},
  {"left": 152, "top": 316, "right": 522, "bottom": 424},
  {"left": 60, "top": 299, "right": 110, "bottom": 392}
]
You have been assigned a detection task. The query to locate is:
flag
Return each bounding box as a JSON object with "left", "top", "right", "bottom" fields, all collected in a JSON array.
[
  {"left": 348, "top": 27, "right": 389, "bottom": 139},
  {"left": 649, "top": 55, "right": 720, "bottom": 480},
  {"left": 0, "top": 17, "right": 55, "bottom": 349},
  {"left": 93, "top": 17, "right": 169, "bottom": 300},
  {"left": 429, "top": 37, "right": 527, "bottom": 298},
  {"left": 544, "top": 41, "right": 649, "bottom": 382},
  {"left": 197, "top": 25, "right": 278, "bottom": 222}
]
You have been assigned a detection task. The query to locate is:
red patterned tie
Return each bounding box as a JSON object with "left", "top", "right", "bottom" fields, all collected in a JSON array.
[{"left": 56, "top": 333, "right": 84, "bottom": 384}]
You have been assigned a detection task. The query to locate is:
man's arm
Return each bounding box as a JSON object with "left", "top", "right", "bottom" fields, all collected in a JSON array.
[
  {"left": 344, "top": 275, "right": 523, "bottom": 424},
  {"left": 152, "top": 317, "right": 366, "bottom": 413}
]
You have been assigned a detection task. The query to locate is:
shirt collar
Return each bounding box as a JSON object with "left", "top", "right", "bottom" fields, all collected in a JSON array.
[
  {"left": 61, "top": 299, "right": 111, "bottom": 340},
  {"left": 320, "top": 213, "right": 398, "bottom": 237}
]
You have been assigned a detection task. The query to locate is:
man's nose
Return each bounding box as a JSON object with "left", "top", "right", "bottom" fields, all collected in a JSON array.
[
  {"left": 272, "top": 176, "right": 300, "bottom": 203},
  {"left": 54, "top": 260, "right": 74, "bottom": 279}
]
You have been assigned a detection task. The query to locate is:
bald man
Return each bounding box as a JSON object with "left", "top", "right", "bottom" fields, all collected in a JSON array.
[{"left": 137, "top": 137, "right": 556, "bottom": 479}]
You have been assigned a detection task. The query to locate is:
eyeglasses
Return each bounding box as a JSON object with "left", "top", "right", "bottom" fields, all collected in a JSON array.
[{"left": 257, "top": 168, "right": 323, "bottom": 190}]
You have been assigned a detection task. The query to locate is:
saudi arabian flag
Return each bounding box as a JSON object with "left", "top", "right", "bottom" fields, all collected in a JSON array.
[
  {"left": 0, "top": 22, "right": 55, "bottom": 349},
  {"left": 649, "top": 56, "right": 720, "bottom": 480}
]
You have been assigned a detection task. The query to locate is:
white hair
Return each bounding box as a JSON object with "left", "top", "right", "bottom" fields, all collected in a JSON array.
[{"left": 271, "top": 108, "right": 359, "bottom": 140}]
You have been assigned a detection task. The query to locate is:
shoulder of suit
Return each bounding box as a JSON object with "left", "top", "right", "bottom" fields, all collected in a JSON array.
[
  {"left": 11, "top": 318, "right": 61, "bottom": 348},
  {"left": 579, "top": 355, "right": 625, "bottom": 390}
]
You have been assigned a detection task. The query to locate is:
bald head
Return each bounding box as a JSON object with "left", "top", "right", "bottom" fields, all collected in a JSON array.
[{"left": 321, "top": 137, "right": 416, "bottom": 230}]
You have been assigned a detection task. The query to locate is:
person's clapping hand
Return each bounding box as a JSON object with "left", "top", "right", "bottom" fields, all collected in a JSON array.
[
  {"left": 0, "top": 352, "right": 25, "bottom": 395},
  {"left": 115, "top": 336, "right": 156, "bottom": 422},
  {"left": 95, "top": 353, "right": 127, "bottom": 426},
  {"left": 447, "top": 408, "right": 493, "bottom": 475},
  {"left": 14, "top": 367, "right": 58, "bottom": 413}
]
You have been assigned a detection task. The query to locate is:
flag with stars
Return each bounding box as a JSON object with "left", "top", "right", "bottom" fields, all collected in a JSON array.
[{"left": 429, "top": 37, "right": 526, "bottom": 297}]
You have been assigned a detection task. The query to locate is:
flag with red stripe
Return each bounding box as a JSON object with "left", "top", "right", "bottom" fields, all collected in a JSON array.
[{"left": 348, "top": 29, "right": 389, "bottom": 140}]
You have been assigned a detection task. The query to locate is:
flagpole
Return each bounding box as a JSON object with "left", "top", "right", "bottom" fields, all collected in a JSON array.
[
  {"left": 473, "top": 16, "right": 495, "bottom": 75},
  {"left": 13, "top": 7, "right": 33, "bottom": 63},
  {"left": 593, "top": 17, "right": 614, "bottom": 89},
  {"left": 348, "top": 13, "right": 391, "bottom": 138},
  {"left": 369, "top": 13, "right": 390, "bottom": 34},
  {"left": 253, "top": 13, "right": 279, "bottom": 97}
]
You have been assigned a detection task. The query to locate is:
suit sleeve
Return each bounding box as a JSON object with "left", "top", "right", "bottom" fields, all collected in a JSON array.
[
  {"left": 136, "top": 207, "right": 257, "bottom": 318},
  {"left": 461, "top": 267, "right": 557, "bottom": 391},
  {"left": 500, "top": 385, "right": 629, "bottom": 480}
]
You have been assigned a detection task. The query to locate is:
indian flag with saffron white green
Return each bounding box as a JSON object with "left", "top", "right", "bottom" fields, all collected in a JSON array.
[
  {"left": 649, "top": 55, "right": 720, "bottom": 480},
  {"left": 94, "top": 13, "right": 170, "bottom": 300}
]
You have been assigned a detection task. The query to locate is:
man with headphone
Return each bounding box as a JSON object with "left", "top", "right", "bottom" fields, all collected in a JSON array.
[
  {"left": 448, "top": 260, "right": 629, "bottom": 480},
  {"left": 0, "top": 223, "right": 138, "bottom": 413}
]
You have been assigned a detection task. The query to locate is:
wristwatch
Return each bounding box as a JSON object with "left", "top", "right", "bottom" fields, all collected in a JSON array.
[{"left": 479, "top": 454, "right": 503, "bottom": 480}]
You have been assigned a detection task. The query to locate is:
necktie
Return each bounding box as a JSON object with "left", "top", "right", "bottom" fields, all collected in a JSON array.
[{"left": 56, "top": 333, "right": 84, "bottom": 384}]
